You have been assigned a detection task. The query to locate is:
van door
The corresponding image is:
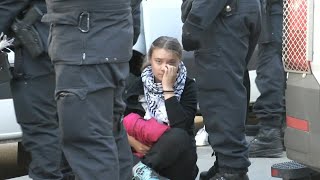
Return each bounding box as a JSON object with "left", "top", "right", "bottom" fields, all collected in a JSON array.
[{"left": 0, "top": 51, "right": 22, "bottom": 143}]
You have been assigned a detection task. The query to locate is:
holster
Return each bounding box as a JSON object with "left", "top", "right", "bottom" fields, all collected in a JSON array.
[
  {"left": 0, "top": 52, "right": 12, "bottom": 83},
  {"left": 11, "top": 5, "right": 44, "bottom": 58}
]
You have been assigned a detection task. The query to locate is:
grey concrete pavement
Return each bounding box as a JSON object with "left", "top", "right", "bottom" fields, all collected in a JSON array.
[
  {"left": 196, "top": 145, "right": 289, "bottom": 180},
  {"left": 8, "top": 144, "right": 289, "bottom": 180}
]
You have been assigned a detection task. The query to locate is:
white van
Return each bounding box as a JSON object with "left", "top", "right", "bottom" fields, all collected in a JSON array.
[
  {"left": 271, "top": 0, "right": 320, "bottom": 179},
  {"left": 0, "top": 51, "right": 22, "bottom": 144}
]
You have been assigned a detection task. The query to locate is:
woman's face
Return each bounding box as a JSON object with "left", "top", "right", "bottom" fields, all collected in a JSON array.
[{"left": 150, "top": 48, "right": 180, "bottom": 83}]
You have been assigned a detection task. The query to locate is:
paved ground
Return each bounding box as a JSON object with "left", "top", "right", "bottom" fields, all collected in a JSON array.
[
  {"left": 9, "top": 143, "right": 289, "bottom": 180},
  {"left": 196, "top": 145, "right": 289, "bottom": 180},
  {"left": 2, "top": 119, "right": 289, "bottom": 180}
]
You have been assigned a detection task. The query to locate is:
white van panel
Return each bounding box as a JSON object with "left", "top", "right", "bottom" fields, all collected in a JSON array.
[
  {"left": 0, "top": 99, "right": 22, "bottom": 142},
  {"left": 249, "top": 71, "right": 260, "bottom": 103},
  {"left": 142, "top": 0, "right": 183, "bottom": 49},
  {"left": 8, "top": 50, "right": 14, "bottom": 66},
  {"left": 310, "top": 0, "right": 320, "bottom": 84}
]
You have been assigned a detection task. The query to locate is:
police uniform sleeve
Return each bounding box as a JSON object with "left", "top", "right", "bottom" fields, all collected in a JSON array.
[
  {"left": 185, "top": 0, "right": 227, "bottom": 30},
  {"left": 131, "top": 0, "right": 142, "bottom": 45},
  {"left": 182, "top": 0, "right": 227, "bottom": 51},
  {"left": 0, "top": 0, "right": 30, "bottom": 34}
]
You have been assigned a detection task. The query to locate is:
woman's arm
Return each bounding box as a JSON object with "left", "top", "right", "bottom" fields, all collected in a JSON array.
[{"left": 165, "top": 79, "right": 197, "bottom": 130}]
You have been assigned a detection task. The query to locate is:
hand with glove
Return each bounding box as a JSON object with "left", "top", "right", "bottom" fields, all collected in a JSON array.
[{"left": 182, "top": 21, "right": 202, "bottom": 51}]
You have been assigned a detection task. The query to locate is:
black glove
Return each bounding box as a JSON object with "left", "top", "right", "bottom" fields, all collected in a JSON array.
[{"left": 182, "top": 22, "right": 201, "bottom": 51}]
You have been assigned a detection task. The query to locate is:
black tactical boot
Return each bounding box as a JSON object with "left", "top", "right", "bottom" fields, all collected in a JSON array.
[
  {"left": 200, "top": 164, "right": 218, "bottom": 180},
  {"left": 249, "top": 127, "right": 284, "bottom": 158},
  {"left": 209, "top": 172, "right": 249, "bottom": 180}
]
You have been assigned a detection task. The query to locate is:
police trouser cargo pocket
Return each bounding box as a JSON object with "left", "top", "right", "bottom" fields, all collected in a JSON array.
[
  {"left": 10, "top": 74, "right": 56, "bottom": 124},
  {"left": 56, "top": 83, "right": 132, "bottom": 180},
  {"left": 54, "top": 63, "right": 132, "bottom": 179}
]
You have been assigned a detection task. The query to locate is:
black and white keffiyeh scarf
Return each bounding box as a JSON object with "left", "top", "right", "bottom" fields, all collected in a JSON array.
[{"left": 141, "top": 61, "right": 187, "bottom": 124}]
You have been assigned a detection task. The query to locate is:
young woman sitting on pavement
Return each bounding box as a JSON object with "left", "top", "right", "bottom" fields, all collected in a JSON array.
[{"left": 123, "top": 36, "right": 198, "bottom": 180}]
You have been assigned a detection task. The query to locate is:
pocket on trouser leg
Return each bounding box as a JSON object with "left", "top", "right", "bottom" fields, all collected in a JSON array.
[
  {"left": 194, "top": 48, "right": 223, "bottom": 90},
  {"left": 56, "top": 91, "right": 90, "bottom": 142},
  {"left": 11, "top": 80, "right": 37, "bottom": 124}
]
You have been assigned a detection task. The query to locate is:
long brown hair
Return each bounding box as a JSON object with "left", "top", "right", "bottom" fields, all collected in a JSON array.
[{"left": 141, "top": 36, "right": 182, "bottom": 70}]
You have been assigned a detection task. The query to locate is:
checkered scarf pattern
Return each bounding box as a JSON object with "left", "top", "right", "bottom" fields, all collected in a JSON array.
[{"left": 141, "top": 61, "right": 187, "bottom": 124}]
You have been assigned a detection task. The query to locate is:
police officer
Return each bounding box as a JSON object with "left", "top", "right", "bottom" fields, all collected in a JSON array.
[
  {"left": 42, "top": 0, "right": 141, "bottom": 179},
  {"left": 0, "top": 0, "right": 72, "bottom": 179},
  {"left": 181, "top": 0, "right": 261, "bottom": 179},
  {"left": 249, "top": 0, "right": 285, "bottom": 158}
]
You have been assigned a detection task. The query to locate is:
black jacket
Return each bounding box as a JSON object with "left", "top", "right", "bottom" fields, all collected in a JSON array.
[
  {"left": 0, "top": 0, "right": 47, "bottom": 48},
  {"left": 124, "top": 76, "right": 198, "bottom": 136},
  {"left": 182, "top": 0, "right": 228, "bottom": 33},
  {"left": 43, "top": 0, "right": 141, "bottom": 65},
  {"left": 0, "top": 0, "right": 30, "bottom": 34},
  {"left": 0, "top": 0, "right": 54, "bottom": 79}
]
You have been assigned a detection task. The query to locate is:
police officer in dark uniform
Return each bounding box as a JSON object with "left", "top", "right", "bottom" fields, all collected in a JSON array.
[
  {"left": 0, "top": 0, "right": 71, "bottom": 179},
  {"left": 42, "top": 0, "right": 141, "bottom": 179},
  {"left": 249, "top": 0, "right": 285, "bottom": 158},
  {"left": 181, "top": 0, "right": 261, "bottom": 179},
  {"left": 131, "top": 0, "right": 143, "bottom": 46}
]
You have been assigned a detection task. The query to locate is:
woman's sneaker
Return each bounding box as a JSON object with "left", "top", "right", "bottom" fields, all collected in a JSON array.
[
  {"left": 132, "top": 161, "right": 169, "bottom": 180},
  {"left": 195, "top": 127, "right": 209, "bottom": 146}
]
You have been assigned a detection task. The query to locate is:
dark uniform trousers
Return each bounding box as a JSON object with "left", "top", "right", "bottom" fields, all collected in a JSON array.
[
  {"left": 55, "top": 64, "right": 132, "bottom": 180},
  {"left": 11, "top": 52, "right": 64, "bottom": 180},
  {"left": 141, "top": 128, "right": 198, "bottom": 180},
  {"left": 43, "top": 1, "right": 144, "bottom": 179},
  {"left": 195, "top": 0, "right": 261, "bottom": 172},
  {"left": 3, "top": 1, "right": 68, "bottom": 179},
  {"left": 253, "top": 1, "right": 285, "bottom": 128}
]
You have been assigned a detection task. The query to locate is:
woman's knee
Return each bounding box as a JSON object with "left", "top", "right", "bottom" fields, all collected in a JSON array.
[{"left": 161, "top": 128, "right": 191, "bottom": 148}]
